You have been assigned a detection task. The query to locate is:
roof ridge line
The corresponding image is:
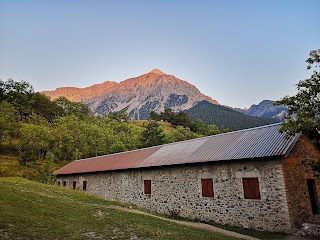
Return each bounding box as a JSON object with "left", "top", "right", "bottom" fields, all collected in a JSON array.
[{"left": 215, "top": 122, "right": 282, "bottom": 136}]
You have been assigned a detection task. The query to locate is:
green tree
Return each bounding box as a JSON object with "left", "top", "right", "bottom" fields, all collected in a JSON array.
[
  {"left": 190, "top": 118, "right": 220, "bottom": 136},
  {"left": 110, "top": 141, "right": 127, "bottom": 154},
  {"left": 190, "top": 118, "right": 207, "bottom": 134},
  {"left": 141, "top": 120, "right": 165, "bottom": 147},
  {"left": 223, "top": 128, "right": 233, "bottom": 133},
  {"left": 85, "top": 124, "right": 107, "bottom": 156},
  {"left": 51, "top": 123, "right": 74, "bottom": 160},
  {"left": 0, "top": 79, "right": 65, "bottom": 122},
  {"left": 161, "top": 109, "right": 175, "bottom": 122},
  {"left": 276, "top": 49, "right": 320, "bottom": 144},
  {"left": 116, "top": 124, "right": 142, "bottom": 151},
  {"left": 106, "top": 111, "right": 129, "bottom": 122},
  {"left": 206, "top": 124, "right": 220, "bottom": 136},
  {"left": 164, "top": 127, "right": 186, "bottom": 142},
  {"left": 171, "top": 111, "right": 191, "bottom": 127},
  {"left": 72, "top": 148, "right": 82, "bottom": 160},
  {"left": 39, "top": 152, "right": 55, "bottom": 184},
  {"left": 19, "top": 123, "right": 52, "bottom": 165},
  {"left": 149, "top": 111, "right": 161, "bottom": 121},
  {"left": 0, "top": 79, "right": 34, "bottom": 120},
  {"left": 0, "top": 101, "right": 19, "bottom": 149},
  {"left": 54, "top": 96, "right": 91, "bottom": 119},
  {"left": 164, "top": 126, "right": 200, "bottom": 143},
  {"left": 30, "top": 93, "right": 64, "bottom": 121}
]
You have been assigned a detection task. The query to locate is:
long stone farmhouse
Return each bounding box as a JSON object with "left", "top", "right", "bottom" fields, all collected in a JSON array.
[{"left": 54, "top": 123, "right": 320, "bottom": 232}]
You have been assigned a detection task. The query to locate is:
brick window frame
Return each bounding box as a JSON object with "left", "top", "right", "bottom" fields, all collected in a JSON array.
[
  {"left": 144, "top": 180, "right": 151, "bottom": 195},
  {"left": 201, "top": 178, "right": 214, "bottom": 197},
  {"left": 242, "top": 177, "right": 261, "bottom": 200}
]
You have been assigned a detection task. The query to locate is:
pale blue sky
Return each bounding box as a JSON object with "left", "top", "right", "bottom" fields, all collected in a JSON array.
[{"left": 0, "top": 0, "right": 319, "bottom": 108}]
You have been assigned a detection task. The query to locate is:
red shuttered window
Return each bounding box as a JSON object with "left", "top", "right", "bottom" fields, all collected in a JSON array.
[
  {"left": 144, "top": 180, "right": 151, "bottom": 195},
  {"left": 201, "top": 179, "right": 214, "bottom": 197},
  {"left": 242, "top": 177, "right": 261, "bottom": 200}
]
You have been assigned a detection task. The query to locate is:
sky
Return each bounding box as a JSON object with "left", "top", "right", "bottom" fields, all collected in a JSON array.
[{"left": 0, "top": 0, "right": 319, "bottom": 108}]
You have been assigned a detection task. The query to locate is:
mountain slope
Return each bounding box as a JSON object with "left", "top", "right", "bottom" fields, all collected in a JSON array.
[
  {"left": 185, "top": 101, "right": 280, "bottom": 131},
  {"left": 42, "top": 81, "right": 118, "bottom": 102},
  {"left": 43, "top": 69, "right": 218, "bottom": 120},
  {"left": 244, "top": 100, "right": 288, "bottom": 120}
]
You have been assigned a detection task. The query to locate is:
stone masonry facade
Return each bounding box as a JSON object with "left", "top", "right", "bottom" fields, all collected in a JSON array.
[
  {"left": 56, "top": 158, "right": 292, "bottom": 232},
  {"left": 282, "top": 135, "right": 320, "bottom": 228}
]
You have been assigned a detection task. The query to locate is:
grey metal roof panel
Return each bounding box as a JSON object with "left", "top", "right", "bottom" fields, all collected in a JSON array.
[
  {"left": 54, "top": 123, "right": 300, "bottom": 175},
  {"left": 189, "top": 124, "right": 297, "bottom": 162},
  {"left": 138, "top": 137, "right": 210, "bottom": 168}
]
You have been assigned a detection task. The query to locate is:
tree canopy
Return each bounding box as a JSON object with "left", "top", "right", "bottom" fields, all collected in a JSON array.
[{"left": 276, "top": 49, "right": 320, "bottom": 145}]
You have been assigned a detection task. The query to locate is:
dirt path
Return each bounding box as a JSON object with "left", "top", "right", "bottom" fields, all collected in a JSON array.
[{"left": 107, "top": 205, "right": 260, "bottom": 240}]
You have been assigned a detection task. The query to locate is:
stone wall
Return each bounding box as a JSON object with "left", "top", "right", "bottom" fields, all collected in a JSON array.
[
  {"left": 56, "top": 158, "right": 292, "bottom": 232},
  {"left": 282, "top": 134, "right": 320, "bottom": 228}
]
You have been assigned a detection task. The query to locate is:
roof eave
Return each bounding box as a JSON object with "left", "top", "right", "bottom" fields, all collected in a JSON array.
[{"left": 283, "top": 133, "right": 301, "bottom": 157}]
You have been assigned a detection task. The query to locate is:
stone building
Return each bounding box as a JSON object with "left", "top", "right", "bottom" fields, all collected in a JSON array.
[{"left": 54, "top": 123, "right": 320, "bottom": 232}]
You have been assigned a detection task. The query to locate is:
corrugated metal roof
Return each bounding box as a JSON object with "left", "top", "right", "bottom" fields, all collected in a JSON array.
[{"left": 54, "top": 123, "right": 300, "bottom": 175}]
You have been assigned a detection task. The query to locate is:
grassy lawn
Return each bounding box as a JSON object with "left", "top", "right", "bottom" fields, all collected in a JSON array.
[
  {"left": 208, "top": 222, "right": 288, "bottom": 240},
  {"left": 0, "top": 177, "right": 239, "bottom": 240}
]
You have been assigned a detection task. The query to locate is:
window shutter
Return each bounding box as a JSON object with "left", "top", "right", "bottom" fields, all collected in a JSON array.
[
  {"left": 201, "top": 179, "right": 214, "bottom": 197},
  {"left": 144, "top": 180, "right": 151, "bottom": 195},
  {"left": 243, "top": 177, "right": 261, "bottom": 199}
]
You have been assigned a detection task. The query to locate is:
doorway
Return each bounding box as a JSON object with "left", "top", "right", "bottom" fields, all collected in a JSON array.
[{"left": 307, "top": 179, "right": 319, "bottom": 215}]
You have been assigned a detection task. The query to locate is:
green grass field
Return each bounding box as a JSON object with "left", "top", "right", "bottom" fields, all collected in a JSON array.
[{"left": 0, "top": 177, "right": 240, "bottom": 240}]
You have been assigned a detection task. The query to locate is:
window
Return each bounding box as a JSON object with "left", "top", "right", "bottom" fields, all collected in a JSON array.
[
  {"left": 72, "top": 181, "right": 77, "bottom": 190},
  {"left": 63, "top": 181, "right": 66, "bottom": 187},
  {"left": 57, "top": 181, "right": 61, "bottom": 186},
  {"left": 201, "top": 179, "right": 214, "bottom": 197},
  {"left": 83, "top": 181, "right": 87, "bottom": 191},
  {"left": 242, "top": 177, "right": 261, "bottom": 200},
  {"left": 144, "top": 180, "right": 151, "bottom": 195}
]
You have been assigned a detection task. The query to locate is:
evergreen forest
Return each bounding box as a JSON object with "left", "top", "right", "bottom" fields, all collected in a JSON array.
[{"left": 185, "top": 101, "right": 279, "bottom": 131}]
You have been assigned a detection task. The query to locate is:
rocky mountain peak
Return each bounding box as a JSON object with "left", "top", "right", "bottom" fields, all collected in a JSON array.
[
  {"left": 244, "top": 100, "right": 288, "bottom": 120},
  {"left": 43, "top": 70, "right": 219, "bottom": 119},
  {"left": 149, "top": 69, "right": 166, "bottom": 75}
]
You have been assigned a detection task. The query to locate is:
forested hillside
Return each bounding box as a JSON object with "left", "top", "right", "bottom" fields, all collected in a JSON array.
[
  {"left": 185, "top": 101, "right": 280, "bottom": 131},
  {"left": 0, "top": 79, "right": 222, "bottom": 182}
]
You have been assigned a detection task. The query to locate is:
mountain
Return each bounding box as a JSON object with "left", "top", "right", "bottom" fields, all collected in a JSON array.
[
  {"left": 185, "top": 101, "right": 280, "bottom": 131},
  {"left": 42, "top": 81, "right": 118, "bottom": 102},
  {"left": 242, "top": 100, "right": 288, "bottom": 121},
  {"left": 43, "top": 69, "right": 218, "bottom": 119}
]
